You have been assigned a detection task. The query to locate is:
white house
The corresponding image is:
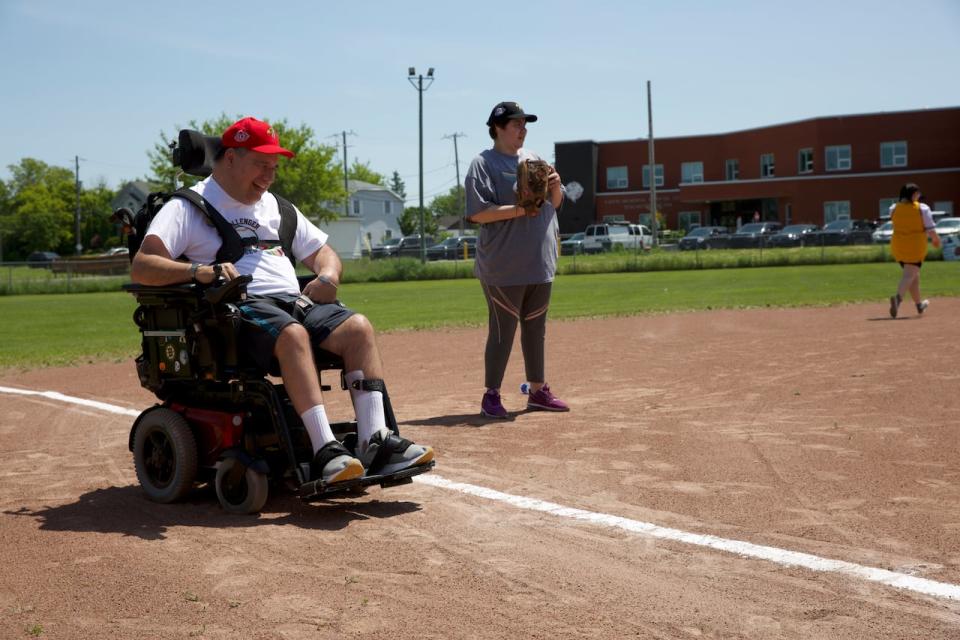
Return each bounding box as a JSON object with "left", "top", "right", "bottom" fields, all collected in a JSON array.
[{"left": 315, "top": 180, "right": 404, "bottom": 259}]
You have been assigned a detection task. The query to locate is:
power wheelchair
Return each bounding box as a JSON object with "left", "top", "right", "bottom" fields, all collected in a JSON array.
[{"left": 118, "top": 130, "right": 433, "bottom": 514}]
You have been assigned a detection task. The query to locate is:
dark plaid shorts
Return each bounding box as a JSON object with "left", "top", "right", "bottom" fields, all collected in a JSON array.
[{"left": 237, "top": 294, "right": 354, "bottom": 372}]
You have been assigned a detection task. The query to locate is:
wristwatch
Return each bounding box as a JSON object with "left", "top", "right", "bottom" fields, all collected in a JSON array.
[{"left": 189, "top": 262, "right": 201, "bottom": 283}]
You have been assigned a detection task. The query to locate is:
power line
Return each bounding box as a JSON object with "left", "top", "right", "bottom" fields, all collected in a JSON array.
[{"left": 443, "top": 132, "right": 466, "bottom": 235}]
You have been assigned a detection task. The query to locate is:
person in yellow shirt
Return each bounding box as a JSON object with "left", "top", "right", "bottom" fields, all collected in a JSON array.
[{"left": 889, "top": 183, "right": 941, "bottom": 318}]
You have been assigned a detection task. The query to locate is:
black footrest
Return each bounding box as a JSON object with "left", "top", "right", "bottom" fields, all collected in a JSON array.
[
  {"left": 298, "top": 476, "right": 364, "bottom": 500},
  {"left": 298, "top": 460, "right": 435, "bottom": 502},
  {"left": 366, "top": 459, "right": 435, "bottom": 488}
]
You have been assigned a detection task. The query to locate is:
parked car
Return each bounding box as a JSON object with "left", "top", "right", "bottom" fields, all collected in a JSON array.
[
  {"left": 728, "top": 222, "right": 783, "bottom": 249},
  {"left": 582, "top": 222, "right": 653, "bottom": 253},
  {"left": 27, "top": 251, "right": 60, "bottom": 267},
  {"left": 872, "top": 221, "right": 894, "bottom": 244},
  {"left": 369, "top": 237, "right": 401, "bottom": 259},
  {"left": 426, "top": 236, "right": 477, "bottom": 260},
  {"left": 766, "top": 224, "right": 819, "bottom": 248},
  {"left": 807, "top": 219, "right": 876, "bottom": 246},
  {"left": 560, "top": 232, "right": 586, "bottom": 255},
  {"left": 395, "top": 233, "right": 436, "bottom": 258},
  {"left": 933, "top": 217, "right": 960, "bottom": 241},
  {"left": 104, "top": 247, "right": 130, "bottom": 256},
  {"left": 677, "top": 226, "right": 730, "bottom": 251}
]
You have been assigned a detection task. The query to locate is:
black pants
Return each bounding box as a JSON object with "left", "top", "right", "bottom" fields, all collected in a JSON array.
[{"left": 481, "top": 282, "right": 552, "bottom": 390}]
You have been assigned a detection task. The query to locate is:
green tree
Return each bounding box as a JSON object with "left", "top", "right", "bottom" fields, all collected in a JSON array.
[
  {"left": 4, "top": 159, "right": 77, "bottom": 258},
  {"left": 347, "top": 160, "right": 384, "bottom": 186},
  {"left": 429, "top": 185, "right": 466, "bottom": 219},
  {"left": 147, "top": 114, "right": 345, "bottom": 222},
  {"left": 389, "top": 171, "right": 406, "bottom": 199},
  {"left": 398, "top": 205, "right": 438, "bottom": 237},
  {"left": 2, "top": 158, "right": 117, "bottom": 259}
]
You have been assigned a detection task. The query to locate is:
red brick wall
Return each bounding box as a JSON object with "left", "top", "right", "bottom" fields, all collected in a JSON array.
[{"left": 588, "top": 107, "right": 960, "bottom": 228}]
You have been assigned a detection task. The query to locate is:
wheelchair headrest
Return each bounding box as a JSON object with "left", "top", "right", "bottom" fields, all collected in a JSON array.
[{"left": 173, "top": 130, "right": 223, "bottom": 177}]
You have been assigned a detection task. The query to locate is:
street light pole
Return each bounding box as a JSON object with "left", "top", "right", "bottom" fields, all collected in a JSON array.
[
  {"left": 74, "top": 155, "right": 83, "bottom": 255},
  {"left": 408, "top": 67, "right": 435, "bottom": 263},
  {"left": 647, "top": 80, "right": 658, "bottom": 247}
]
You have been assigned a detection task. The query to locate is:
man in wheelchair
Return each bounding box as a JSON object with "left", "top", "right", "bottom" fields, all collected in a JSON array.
[{"left": 129, "top": 116, "right": 434, "bottom": 503}]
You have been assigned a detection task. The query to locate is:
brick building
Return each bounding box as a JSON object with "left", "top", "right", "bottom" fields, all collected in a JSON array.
[{"left": 554, "top": 107, "right": 959, "bottom": 235}]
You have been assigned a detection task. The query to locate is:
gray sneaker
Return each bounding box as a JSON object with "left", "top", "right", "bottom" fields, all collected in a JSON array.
[
  {"left": 359, "top": 429, "right": 435, "bottom": 477},
  {"left": 889, "top": 294, "right": 901, "bottom": 318},
  {"left": 311, "top": 440, "right": 364, "bottom": 484}
]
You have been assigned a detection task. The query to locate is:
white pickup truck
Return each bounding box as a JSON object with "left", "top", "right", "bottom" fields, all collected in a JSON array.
[{"left": 581, "top": 222, "right": 653, "bottom": 253}]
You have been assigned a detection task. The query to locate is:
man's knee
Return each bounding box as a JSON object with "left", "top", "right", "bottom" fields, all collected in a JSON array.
[
  {"left": 341, "top": 313, "right": 375, "bottom": 343},
  {"left": 275, "top": 322, "right": 310, "bottom": 354}
]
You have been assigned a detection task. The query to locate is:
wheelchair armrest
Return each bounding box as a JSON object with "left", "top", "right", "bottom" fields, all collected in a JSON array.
[{"left": 203, "top": 274, "right": 252, "bottom": 305}]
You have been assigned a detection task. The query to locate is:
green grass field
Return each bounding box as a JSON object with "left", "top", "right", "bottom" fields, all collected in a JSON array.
[{"left": 0, "top": 262, "right": 957, "bottom": 369}]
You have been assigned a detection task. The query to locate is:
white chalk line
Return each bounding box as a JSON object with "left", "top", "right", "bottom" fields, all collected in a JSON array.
[{"left": 3, "top": 385, "right": 959, "bottom": 602}]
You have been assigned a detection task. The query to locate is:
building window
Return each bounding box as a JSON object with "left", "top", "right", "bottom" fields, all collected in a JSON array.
[
  {"left": 642, "top": 164, "right": 664, "bottom": 188},
  {"left": 352, "top": 199, "right": 360, "bottom": 215},
  {"left": 384, "top": 200, "right": 392, "bottom": 215},
  {"left": 678, "top": 211, "right": 702, "bottom": 231},
  {"left": 760, "top": 153, "right": 775, "bottom": 178},
  {"left": 606, "top": 166, "right": 628, "bottom": 189},
  {"left": 680, "top": 162, "right": 704, "bottom": 184},
  {"left": 725, "top": 159, "right": 739, "bottom": 181},
  {"left": 798, "top": 148, "right": 813, "bottom": 174},
  {"left": 880, "top": 141, "right": 907, "bottom": 168},
  {"left": 934, "top": 201, "right": 954, "bottom": 215},
  {"left": 638, "top": 213, "right": 654, "bottom": 228},
  {"left": 825, "top": 145, "right": 852, "bottom": 171},
  {"left": 824, "top": 200, "right": 851, "bottom": 223},
  {"left": 879, "top": 198, "right": 897, "bottom": 218}
]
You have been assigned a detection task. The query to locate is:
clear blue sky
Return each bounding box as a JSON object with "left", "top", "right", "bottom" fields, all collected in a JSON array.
[{"left": 1, "top": 0, "right": 958, "bottom": 205}]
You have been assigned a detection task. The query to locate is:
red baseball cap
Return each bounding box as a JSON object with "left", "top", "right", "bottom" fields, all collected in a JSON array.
[{"left": 221, "top": 117, "right": 295, "bottom": 158}]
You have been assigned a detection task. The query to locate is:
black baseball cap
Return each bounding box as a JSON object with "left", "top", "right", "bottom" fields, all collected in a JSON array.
[{"left": 486, "top": 101, "right": 538, "bottom": 126}]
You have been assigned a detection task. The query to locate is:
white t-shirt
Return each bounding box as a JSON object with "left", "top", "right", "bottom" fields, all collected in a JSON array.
[{"left": 145, "top": 176, "right": 327, "bottom": 296}]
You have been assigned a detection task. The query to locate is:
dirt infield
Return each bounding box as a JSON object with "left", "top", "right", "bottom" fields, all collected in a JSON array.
[{"left": 1, "top": 300, "right": 959, "bottom": 639}]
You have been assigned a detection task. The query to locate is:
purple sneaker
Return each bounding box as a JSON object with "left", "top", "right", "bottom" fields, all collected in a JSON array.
[
  {"left": 527, "top": 384, "right": 570, "bottom": 412},
  {"left": 481, "top": 388, "right": 508, "bottom": 419}
]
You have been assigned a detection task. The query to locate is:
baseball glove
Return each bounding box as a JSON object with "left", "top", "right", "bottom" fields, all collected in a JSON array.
[{"left": 516, "top": 159, "right": 552, "bottom": 213}]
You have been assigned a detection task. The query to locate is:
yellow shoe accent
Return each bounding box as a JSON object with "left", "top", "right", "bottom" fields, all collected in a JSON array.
[{"left": 327, "top": 459, "right": 364, "bottom": 484}]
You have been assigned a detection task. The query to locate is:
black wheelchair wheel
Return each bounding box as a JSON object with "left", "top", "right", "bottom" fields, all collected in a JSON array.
[
  {"left": 215, "top": 457, "right": 269, "bottom": 515},
  {"left": 133, "top": 407, "right": 198, "bottom": 503}
]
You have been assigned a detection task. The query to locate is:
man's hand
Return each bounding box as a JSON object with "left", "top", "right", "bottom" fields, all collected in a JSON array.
[
  {"left": 302, "top": 273, "right": 339, "bottom": 303},
  {"left": 195, "top": 262, "right": 238, "bottom": 284}
]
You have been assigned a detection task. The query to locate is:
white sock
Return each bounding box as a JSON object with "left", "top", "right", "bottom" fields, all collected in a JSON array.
[
  {"left": 345, "top": 370, "right": 387, "bottom": 452},
  {"left": 300, "top": 405, "right": 336, "bottom": 455}
]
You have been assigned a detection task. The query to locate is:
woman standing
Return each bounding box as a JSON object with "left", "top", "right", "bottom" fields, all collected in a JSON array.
[
  {"left": 464, "top": 101, "right": 569, "bottom": 418},
  {"left": 889, "top": 182, "right": 941, "bottom": 318}
]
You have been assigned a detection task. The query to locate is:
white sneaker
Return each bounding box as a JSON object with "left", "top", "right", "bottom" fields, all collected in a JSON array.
[{"left": 917, "top": 299, "right": 929, "bottom": 315}]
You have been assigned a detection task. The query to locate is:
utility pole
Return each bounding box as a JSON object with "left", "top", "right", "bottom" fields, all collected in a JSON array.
[
  {"left": 331, "top": 130, "right": 356, "bottom": 217},
  {"left": 647, "top": 80, "right": 658, "bottom": 247},
  {"left": 407, "top": 66, "right": 435, "bottom": 263},
  {"left": 74, "top": 155, "right": 82, "bottom": 255},
  {"left": 443, "top": 132, "right": 466, "bottom": 236}
]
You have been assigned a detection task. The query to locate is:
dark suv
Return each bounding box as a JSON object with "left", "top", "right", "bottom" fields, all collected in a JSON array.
[
  {"left": 728, "top": 222, "right": 783, "bottom": 249},
  {"left": 27, "top": 251, "right": 61, "bottom": 268},
  {"left": 678, "top": 226, "right": 730, "bottom": 250},
  {"left": 766, "top": 224, "right": 819, "bottom": 248},
  {"left": 807, "top": 219, "right": 876, "bottom": 246}
]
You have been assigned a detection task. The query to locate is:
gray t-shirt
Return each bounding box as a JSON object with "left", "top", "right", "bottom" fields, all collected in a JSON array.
[{"left": 464, "top": 148, "right": 559, "bottom": 286}]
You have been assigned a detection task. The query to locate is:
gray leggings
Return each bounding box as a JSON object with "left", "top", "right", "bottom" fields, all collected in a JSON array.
[{"left": 481, "top": 282, "right": 553, "bottom": 390}]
